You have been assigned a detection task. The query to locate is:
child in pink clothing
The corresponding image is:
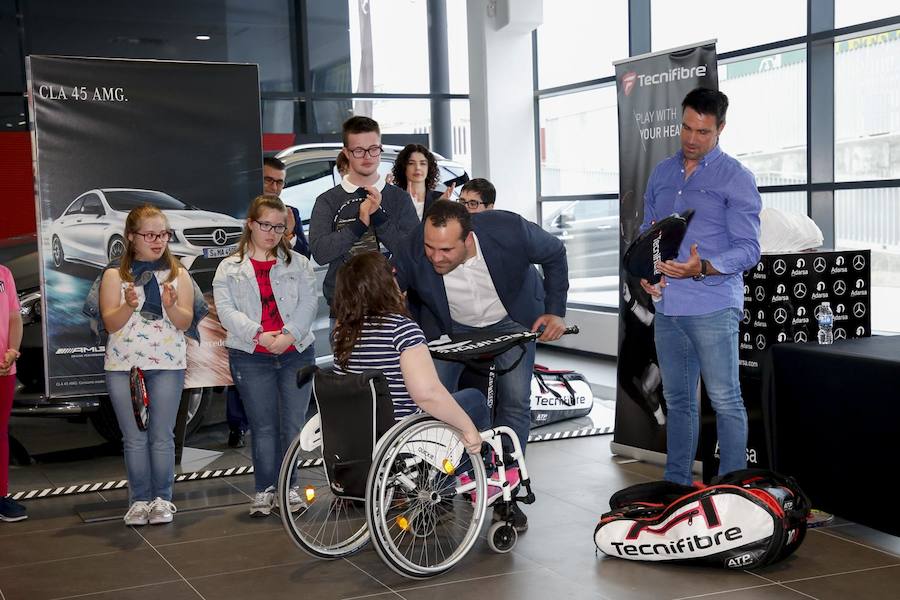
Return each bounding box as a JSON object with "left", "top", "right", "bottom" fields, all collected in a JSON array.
[{"left": 0, "top": 264, "right": 26, "bottom": 522}]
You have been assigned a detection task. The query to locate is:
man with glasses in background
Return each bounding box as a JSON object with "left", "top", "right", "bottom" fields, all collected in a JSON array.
[
  {"left": 309, "top": 116, "right": 419, "bottom": 313},
  {"left": 458, "top": 178, "right": 496, "bottom": 214}
]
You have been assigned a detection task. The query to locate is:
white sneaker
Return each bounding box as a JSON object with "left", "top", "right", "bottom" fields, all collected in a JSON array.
[
  {"left": 250, "top": 487, "right": 275, "bottom": 517},
  {"left": 148, "top": 498, "right": 176, "bottom": 525},
  {"left": 124, "top": 501, "right": 151, "bottom": 526},
  {"left": 288, "top": 487, "right": 305, "bottom": 513}
]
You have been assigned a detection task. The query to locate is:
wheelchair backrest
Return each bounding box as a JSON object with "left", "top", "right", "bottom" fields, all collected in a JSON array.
[{"left": 312, "top": 369, "right": 395, "bottom": 499}]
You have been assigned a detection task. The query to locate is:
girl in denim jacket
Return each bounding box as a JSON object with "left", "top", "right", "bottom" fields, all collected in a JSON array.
[
  {"left": 213, "top": 195, "right": 317, "bottom": 517},
  {"left": 99, "top": 205, "right": 194, "bottom": 526}
]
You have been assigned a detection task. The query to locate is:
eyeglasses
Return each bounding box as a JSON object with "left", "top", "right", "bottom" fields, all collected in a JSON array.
[
  {"left": 458, "top": 199, "right": 489, "bottom": 210},
  {"left": 347, "top": 145, "right": 383, "bottom": 158},
  {"left": 134, "top": 230, "right": 174, "bottom": 242},
  {"left": 263, "top": 176, "right": 285, "bottom": 187},
  {"left": 254, "top": 220, "right": 288, "bottom": 234}
]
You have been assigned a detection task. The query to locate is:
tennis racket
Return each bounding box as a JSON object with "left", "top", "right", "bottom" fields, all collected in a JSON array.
[{"left": 129, "top": 366, "right": 150, "bottom": 431}]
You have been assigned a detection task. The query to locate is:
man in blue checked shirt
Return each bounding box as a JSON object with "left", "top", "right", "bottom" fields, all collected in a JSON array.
[{"left": 639, "top": 88, "right": 762, "bottom": 486}]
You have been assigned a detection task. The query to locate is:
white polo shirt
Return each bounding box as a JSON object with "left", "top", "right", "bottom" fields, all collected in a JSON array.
[{"left": 443, "top": 233, "right": 508, "bottom": 327}]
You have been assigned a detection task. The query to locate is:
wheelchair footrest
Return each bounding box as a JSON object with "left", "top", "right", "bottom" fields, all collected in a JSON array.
[{"left": 513, "top": 479, "right": 535, "bottom": 505}]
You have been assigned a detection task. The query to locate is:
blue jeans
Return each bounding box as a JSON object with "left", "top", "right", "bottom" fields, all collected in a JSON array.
[
  {"left": 106, "top": 369, "right": 185, "bottom": 503},
  {"left": 654, "top": 308, "right": 747, "bottom": 486},
  {"left": 226, "top": 386, "right": 248, "bottom": 432},
  {"left": 434, "top": 317, "right": 535, "bottom": 453},
  {"left": 451, "top": 387, "right": 491, "bottom": 432},
  {"left": 228, "top": 346, "right": 315, "bottom": 492}
]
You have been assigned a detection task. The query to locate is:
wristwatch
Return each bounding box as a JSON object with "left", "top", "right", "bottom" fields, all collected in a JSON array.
[
  {"left": 252, "top": 328, "right": 262, "bottom": 344},
  {"left": 692, "top": 259, "right": 709, "bottom": 281}
]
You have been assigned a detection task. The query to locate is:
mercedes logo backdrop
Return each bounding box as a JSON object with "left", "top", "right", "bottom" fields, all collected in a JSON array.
[{"left": 740, "top": 249, "right": 871, "bottom": 375}]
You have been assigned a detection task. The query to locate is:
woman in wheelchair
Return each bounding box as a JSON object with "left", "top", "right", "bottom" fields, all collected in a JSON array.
[
  {"left": 331, "top": 252, "right": 486, "bottom": 455},
  {"left": 279, "top": 252, "right": 537, "bottom": 573}
]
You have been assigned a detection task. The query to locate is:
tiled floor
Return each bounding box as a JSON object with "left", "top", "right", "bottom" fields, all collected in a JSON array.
[{"left": 2, "top": 434, "right": 899, "bottom": 600}]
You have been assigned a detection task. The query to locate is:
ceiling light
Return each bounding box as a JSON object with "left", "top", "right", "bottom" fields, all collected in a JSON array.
[{"left": 195, "top": 35, "right": 211, "bottom": 41}]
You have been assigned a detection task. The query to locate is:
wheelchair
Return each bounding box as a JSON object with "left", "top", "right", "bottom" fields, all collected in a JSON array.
[{"left": 278, "top": 326, "right": 577, "bottom": 578}]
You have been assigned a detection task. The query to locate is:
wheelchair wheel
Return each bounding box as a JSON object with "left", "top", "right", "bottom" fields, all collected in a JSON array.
[
  {"left": 487, "top": 521, "right": 517, "bottom": 553},
  {"left": 365, "top": 414, "right": 488, "bottom": 579},
  {"left": 278, "top": 424, "right": 369, "bottom": 559}
]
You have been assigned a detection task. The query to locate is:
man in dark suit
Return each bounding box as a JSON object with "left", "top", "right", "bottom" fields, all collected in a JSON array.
[{"left": 395, "top": 200, "right": 569, "bottom": 532}]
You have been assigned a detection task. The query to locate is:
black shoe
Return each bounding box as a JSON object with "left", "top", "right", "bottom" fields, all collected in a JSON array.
[
  {"left": 0, "top": 496, "right": 28, "bottom": 522},
  {"left": 228, "top": 429, "right": 245, "bottom": 448},
  {"left": 493, "top": 502, "right": 528, "bottom": 533}
]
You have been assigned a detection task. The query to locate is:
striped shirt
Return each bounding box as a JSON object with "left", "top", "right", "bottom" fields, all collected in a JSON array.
[{"left": 333, "top": 314, "right": 426, "bottom": 420}]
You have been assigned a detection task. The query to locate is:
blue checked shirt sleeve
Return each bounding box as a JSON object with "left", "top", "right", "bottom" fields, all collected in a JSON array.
[{"left": 706, "top": 169, "right": 762, "bottom": 275}]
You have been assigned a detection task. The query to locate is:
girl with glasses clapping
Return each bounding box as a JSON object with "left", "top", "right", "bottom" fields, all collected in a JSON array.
[{"left": 99, "top": 205, "right": 194, "bottom": 527}]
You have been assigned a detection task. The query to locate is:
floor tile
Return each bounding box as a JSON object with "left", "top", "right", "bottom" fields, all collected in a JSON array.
[
  {"left": 512, "top": 520, "right": 764, "bottom": 600},
  {"left": 158, "top": 527, "right": 312, "bottom": 578},
  {"left": 0, "top": 520, "right": 143, "bottom": 567},
  {"left": 751, "top": 527, "right": 900, "bottom": 582},
  {"left": 47, "top": 580, "right": 203, "bottom": 600},
  {"left": 345, "top": 534, "right": 542, "bottom": 590},
  {"left": 135, "top": 503, "right": 280, "bottom": 546},
  {"left": 817, "top": 523, "right": 900, "bottom": 558},
  {"left": 395, "top": 567, "right": 605, "bottom": 600},
  {"left": 0, "top": 548, "right": 178, "bottom": 600},
  {"left": 677, "top": 584, "right": 820, "bottom": 599},
  {"left": 0, "top": 492, "right": 106, "bottom": 537},
  {"left": 187, "top": 557, "right": 389, "bottom": 600},
  {"left": 784, "top": 563, "right": 900, "bottom": 600}
]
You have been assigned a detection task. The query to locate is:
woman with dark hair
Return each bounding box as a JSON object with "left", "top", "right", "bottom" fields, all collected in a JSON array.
[
  {"left": 99, "top": 205, "right": 195, "bottom": 526},
  {"left": 390, "top": 144, "right": 454, "bottom": 221},
  {"left": 332, "top": 252, "right": 485, "bottom": 454},
  {"left": 213, "top": 195, "right": 317, "bottom": 518}
]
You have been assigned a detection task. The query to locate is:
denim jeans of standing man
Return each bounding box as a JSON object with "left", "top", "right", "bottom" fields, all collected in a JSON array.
[
  {"left": 228, "top": 346, "right": 315, "bottom": 492},
  {"left": 654, "top": 307, "right": 748, "bottom": 486},
  {"left": 434, "top": 316, "right": 535, "bottom": 454},
  {"left": 106, "top": 369, "right": 185, "bottom": 503}
]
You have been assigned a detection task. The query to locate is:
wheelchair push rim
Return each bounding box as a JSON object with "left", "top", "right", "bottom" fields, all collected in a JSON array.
[{"left": 366, "top": 414, "right": 488, "bottom": 578}]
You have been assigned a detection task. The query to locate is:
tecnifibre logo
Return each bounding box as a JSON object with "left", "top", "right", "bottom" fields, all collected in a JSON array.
[
  {"left": 622, "top": 65, "right": 708, "bottom": 96},
  {"left": 623, "top": 71, "right": 638, "bottom": 96}
]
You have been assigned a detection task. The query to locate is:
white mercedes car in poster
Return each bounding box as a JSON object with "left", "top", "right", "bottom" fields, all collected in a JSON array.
[{"left": 48, "top": 188, "right": 243, "bottom": 270}]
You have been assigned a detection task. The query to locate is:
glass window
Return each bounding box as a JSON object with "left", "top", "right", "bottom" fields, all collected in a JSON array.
[
  {"left": 282, "top": 160, "right": 336, "bottom": 222},
  {"left": 63, "top": 197, "right": 84, "bottom": 216},
  {"left": 835, "top": 1, "right": 899, "bottom": 28},
  {"left": 651, "top": 0, "right": 806, "bottom": 54},
  {"left": 450, "top": 99, "right": 471, "bottom": 172},
  {"left": 447, "top": 0, "right": 469, "bottom": 94},
  {"left": 761, "top": 192, "right": 807, "bottom": 216},
  {"left": 537, "top": 0, "right": 628, "bottom": 89},
  {"left": 262, "top": 99, "right": 298, "bottom": 138},
  {"left": 541, "top": 199, "right": 619, "bottom": 307},
  {"left": 539, "top": 86, "right": 618, "bottom": 197},
  {"left": 369, "top": 98, "right": 432, "bottom": 141},
  {"left": 81, "top": 194, "right": 104, "bottom": 215},
  {"left": 835, "top": 188, "right": 900, "bottom": 333},
  {"left": 719, "top": 49, "right": 807, "bottom": 185},
  {"left": 348, "top": 0, "right": 429, "bottom": 93},
  {"left": 834, "top": 29, "right": 900, "bottom": 182}
]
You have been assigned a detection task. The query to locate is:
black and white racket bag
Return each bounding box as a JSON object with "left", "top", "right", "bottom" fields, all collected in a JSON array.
[
  {"left": 594, "top": 469, "right": 810, "bottom": 569},
  {"left": 529, "top": 365, "right": 593, "bottom": 428}
]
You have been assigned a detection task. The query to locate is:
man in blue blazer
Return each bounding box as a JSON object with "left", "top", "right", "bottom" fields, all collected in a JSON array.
[{"left": 395, "top": 200, "right": 569, "bottom": 531}]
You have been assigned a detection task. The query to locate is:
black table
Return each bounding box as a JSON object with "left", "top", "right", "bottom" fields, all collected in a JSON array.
[{"left": 761, "top": 335, "right": 900, "bottom": 536}]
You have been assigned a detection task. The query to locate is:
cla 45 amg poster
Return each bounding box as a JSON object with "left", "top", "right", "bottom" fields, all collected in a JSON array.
[{"left": 27, "top": 56, "right": 261, "bottom": 397}]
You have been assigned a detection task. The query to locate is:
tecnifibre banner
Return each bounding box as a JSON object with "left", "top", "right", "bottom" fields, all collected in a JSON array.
[
  {"left": 27, "top": 56, "right": 261, "bottom": 397},
  {"left": 612, "top": 43, "right": 718, "bottom": 462}
]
